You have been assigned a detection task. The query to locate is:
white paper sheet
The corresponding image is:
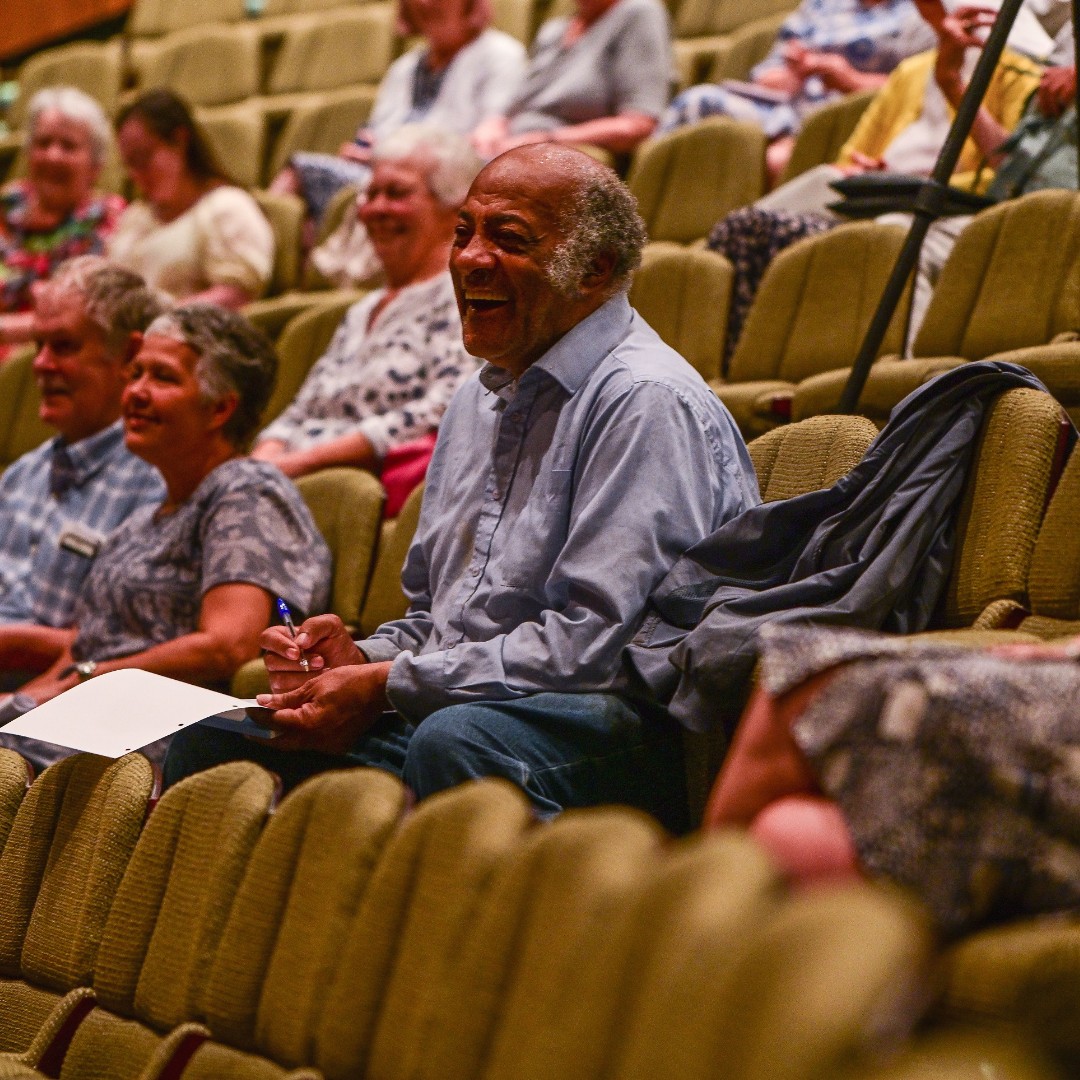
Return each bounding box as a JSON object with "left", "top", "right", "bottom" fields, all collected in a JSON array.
[{"left": 1, "top": 669, "right": 273, "bottom": 757}]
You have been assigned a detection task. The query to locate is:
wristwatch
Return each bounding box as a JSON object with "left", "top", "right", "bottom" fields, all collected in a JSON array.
[{"left": 73, "top": 660, "right": 98, "bottom": 681}]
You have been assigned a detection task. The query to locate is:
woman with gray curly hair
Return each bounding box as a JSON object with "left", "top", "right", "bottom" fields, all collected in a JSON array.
[
  {"left": 4, "top": 305, "right": 330, "bottom": 756},
  {"left": 0, "top": 87, "right": 125, "bottom": 358}
]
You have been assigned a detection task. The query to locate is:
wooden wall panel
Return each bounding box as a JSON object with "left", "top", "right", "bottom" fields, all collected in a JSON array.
[{"left": 1, "top": 0, "right": 131, "bottom": 64}]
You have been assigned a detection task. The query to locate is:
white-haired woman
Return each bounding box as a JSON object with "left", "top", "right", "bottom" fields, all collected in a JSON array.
[
  {"left": 252, "top": 125, "right": 483, "bottom": 481},
  {"left": 0, "top": 87, "right": 124, "bottom": 357}
]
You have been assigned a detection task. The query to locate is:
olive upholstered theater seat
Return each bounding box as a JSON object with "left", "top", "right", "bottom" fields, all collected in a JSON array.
[
  {"left": 260, "top": 294, "right": 361, "bottom": 424},
  {"left": 923, "top": 386, "right": 1068, "bottom": 636},
  {"left": 0, "top": 751, "right": 30, "bottom": 858},
  {"left": 627, "top": 118, "right": 767, "bottom": 245},
  {"left": 792, "top": 190, "right": 1080, "bottom": 424},
  {"left": 9, "top": 41, "right": 124, "bottom": 130},
  {"left": 130, "top": 24, "right": 263, "bottom": 109},
  {"left": 193, "top": 102, "right": 267, "bottom": 191},
  {"left": 258, "top": 7, "right": 396, "bottom": 118},
  {"left": 629, "top": 241, "right": 734, "bottom": 383},
  {"left": 312, "top": 781, "right": 535, "bottom": 1080},
  {"left": 126, "top": 0, "right": 247, "bottom": 38},
  {"left": 229, "top": 465, "right": 386, "bottom": 699},
  {"left": 0, "top": 754, "right": 156, "bottom": 1058},
  {"left": 264, "top": 88, "right": 379, "bottom": 183},
  {"left": 178, "top": 769, "right": 406, "bottom": 1079},
  {"left": 251, "top": 189, "right": 305, "bottom": 299},
  {"left": 778, "top": 89, "right": 876, "bottom": 184},
  {"left": 714, "top": 220, "right": 908, "bottom": 439},
  {"left": 672, "top": 0, "right": 796, "bottom": 87},
  {"left": 0, "top": 350, "right": 51, "bottom": 471},
  {"left": 0, "top": 763, "right": 1062, "bottom": 1078},
  {"left": 20, "top": 763, "right": 277, "bottom": 1080},
  {"left": 747, "top": 413, "right": 879, "bottom": 503}
]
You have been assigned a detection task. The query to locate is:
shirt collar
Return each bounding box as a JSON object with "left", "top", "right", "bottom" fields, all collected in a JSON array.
[
  {"left": 478, "top": 293, "right": 633, "bottom": 402},
  {"left": 53, "top": 420, "right": 127, "bottom": 484}
]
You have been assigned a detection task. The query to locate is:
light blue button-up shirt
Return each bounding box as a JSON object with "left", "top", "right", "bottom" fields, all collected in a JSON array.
[{"left": 357, "top": 293, "right": 759, "bottom": 720}]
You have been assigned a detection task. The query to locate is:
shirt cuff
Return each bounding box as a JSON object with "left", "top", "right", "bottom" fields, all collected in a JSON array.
[{"left": 355, "top": 636, "right": 405, "bottom": 664}]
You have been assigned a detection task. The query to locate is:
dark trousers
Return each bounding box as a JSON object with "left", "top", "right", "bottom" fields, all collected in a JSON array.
[{"left": 164, "top": 692, "right": 688, "bottom": 832}]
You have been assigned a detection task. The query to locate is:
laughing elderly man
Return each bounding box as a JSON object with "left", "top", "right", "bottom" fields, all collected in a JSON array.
[
  {"left": 0, "top": 257, "right": 164, "bottom": 677},
  {"left": 165, "top": 146, "right": 758, "bottom": 828}
]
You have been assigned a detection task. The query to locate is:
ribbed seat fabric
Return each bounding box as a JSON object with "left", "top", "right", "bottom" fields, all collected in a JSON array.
[
  {"left": 313, "top": 781, "right": 535, "bottom": 1080},
  {"left": 45, "top": 763, "right": 277, "bottom": 1079},
  {"left": 629, "top": 242, "right": 733, "bottom": 383},
  {"left": 627, "top": 118, "right": 767, "bottom": 244},
  {"left": 408, "top": 809, "right": 667, "bottom": 1080},
  {"left": 0, "top": 767, "right": 1060, "bottom": 1079},
  {"left": 0, "top": 754, "right": 155, "bottom": 1056},
  {"left": 747, "top": 414, "right": 879, "bottom": 503},
  {"left": 178, "top": 769, "right": 406, "bottom": 1078},
  {"left": 612, "top": 878, "right": 931, "bottom": 1080},
  {"left": 0, "top": 752, "right": 30, "bottom": 857},
  {"left": 793, "top": 190, "right": 1080, "bottom": 424},
  {"left": 715, "top": 220, "right": 908, "bottom": 439},
  {"left": 933, "top": 388, "right": 1067, "bottom": 631}
]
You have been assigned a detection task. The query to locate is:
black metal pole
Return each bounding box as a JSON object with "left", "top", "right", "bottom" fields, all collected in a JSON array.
[
  {"left": 837, "top": 0, "right": 1028, "bottom": 413},
  {"left": 1073, "top": 0, "right": 1080, "bottom": 187}
]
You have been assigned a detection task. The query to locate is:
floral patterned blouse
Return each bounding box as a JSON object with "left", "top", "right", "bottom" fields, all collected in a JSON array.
[
  {"left": 258, "top": 272, "right": 476, "bottom": 459},
  {"left": 0, "top": 181, "right": 126, "bottom": 313}
]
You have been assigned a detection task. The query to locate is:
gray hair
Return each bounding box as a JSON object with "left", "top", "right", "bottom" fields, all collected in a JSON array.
[
  {"left": 373, "top": 123, "right": 483, "bottom": 208},
  {"left": 26, "top": 86, "right": 112, "bottom": 167},
  {"left": 544, "top": 156, "right": 647, "bottom": 299},
  {"left": 144, "top": 305, "right": 277, "bottom": 449},
  {"left": 41, "top": 255, "right": 166, "bottom": 355}
]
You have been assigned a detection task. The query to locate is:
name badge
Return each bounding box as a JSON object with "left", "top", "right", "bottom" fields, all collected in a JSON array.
[{"left": 58, "top": 526, "right": 104, "bottom": 560}]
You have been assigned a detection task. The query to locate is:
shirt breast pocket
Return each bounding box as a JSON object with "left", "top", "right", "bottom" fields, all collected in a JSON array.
[{"left": 494, "top": 465, "right": 574, "bottom": 591}]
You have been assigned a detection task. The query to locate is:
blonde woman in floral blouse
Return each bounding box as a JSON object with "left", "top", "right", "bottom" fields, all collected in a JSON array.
[{"left": 253, "top": 125, "right": 482, "bottom": 479}]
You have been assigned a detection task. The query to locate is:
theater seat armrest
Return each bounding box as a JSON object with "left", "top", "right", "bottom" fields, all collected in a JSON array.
[{"left": 231, "top": 658, "right": 270, "bottom": 698}]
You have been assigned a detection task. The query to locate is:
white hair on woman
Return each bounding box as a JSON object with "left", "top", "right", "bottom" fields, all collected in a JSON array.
[
  {"left": 373, "top": 123, "right": 483, "bottom": 208},
  {"left": 26, "top": 86, "right": 112, "bottom": 167}
]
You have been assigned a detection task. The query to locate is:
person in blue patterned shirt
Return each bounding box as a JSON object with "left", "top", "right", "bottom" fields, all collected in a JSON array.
[{"left": 0, "top": 256, "right": 165, "bottom": 680}]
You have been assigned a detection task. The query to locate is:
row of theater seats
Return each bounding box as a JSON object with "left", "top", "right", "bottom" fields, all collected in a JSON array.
[
  {"left": 0, "top": 0, "right": 803, "bottom": 191},
  {"left": 0, "top": 749, "right": 1065, "bottom": 1079},
  {"left": 118, "top": 0, "right": 800, "bottom": 89},
  {"left": 240, "top": 182, "right": 1080, "bottom": 452},
  {"left": 4, "top": 342, "right": 1074, "bottom": 814}
]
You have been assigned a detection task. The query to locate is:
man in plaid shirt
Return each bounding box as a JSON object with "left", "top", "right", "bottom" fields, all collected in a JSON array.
[{"left": 0, "top": 257, "right": 165, "bottom": 674}]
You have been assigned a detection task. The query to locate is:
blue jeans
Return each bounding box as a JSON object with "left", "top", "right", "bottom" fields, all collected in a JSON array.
[{"left": 163, "top": 692, "right": 688, "bottom": 832}]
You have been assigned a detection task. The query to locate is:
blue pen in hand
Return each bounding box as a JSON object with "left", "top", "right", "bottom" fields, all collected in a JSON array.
[{"left": 276, "top": 598, "right": 310, "bottom": 672}]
